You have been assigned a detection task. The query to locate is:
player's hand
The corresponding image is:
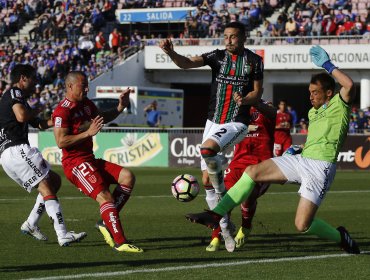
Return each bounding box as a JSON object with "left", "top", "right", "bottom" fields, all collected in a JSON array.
[
  {"left": 233, "top": 92, "right": 244, "bottom": 106},
  {"left": 309, "top": 45, "right": 330, "bottom": 68},
  {"left": 159, "top": 39, "right": 174, "bottom": 55},
  {"left": 86, "top": 116, "right": 104, "bottom": 137},
  {"left": 117, "top": 87, "right": 133, "bottom": 112},
  {"left": 283, "top": 145, "right": 303, "bottom": 156}
]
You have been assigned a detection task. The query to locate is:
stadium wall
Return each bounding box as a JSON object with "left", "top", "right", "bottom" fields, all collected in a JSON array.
[
  {"left": 29, "top": 130, "right": 370, "bottom": 170},
  {"left": 88, "top": 44, "right": 370, "bottom": 116}
]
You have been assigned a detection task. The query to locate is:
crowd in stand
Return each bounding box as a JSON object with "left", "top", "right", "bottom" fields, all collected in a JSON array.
[
  {"left": 0, "top": 0, "right": 369, "bottom": 131},
  {"left": 261, "top": 0, "right": 370, "bottom": 38}
]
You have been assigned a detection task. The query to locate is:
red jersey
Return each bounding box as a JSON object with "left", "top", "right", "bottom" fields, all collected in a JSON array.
[
  {"left": 275, "top": 110, "right": 292, "bottom": 135},
  {"left": 52, "top": 98, "right": 98, "bottom": 166},
  {"left": 229, "top": 106, "right": 275, "bottom": 169}
]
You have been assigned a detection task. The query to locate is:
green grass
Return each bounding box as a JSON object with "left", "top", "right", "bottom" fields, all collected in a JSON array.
[{"left": 0, "top": 167, "right": 369, "bottom": 280}]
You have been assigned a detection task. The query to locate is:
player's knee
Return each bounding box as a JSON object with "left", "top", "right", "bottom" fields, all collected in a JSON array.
[
  {"left": 96, "top": 190, "right": 114, "bottom": 204},
  {"left": 119, "top": 168, "right": 136, "bottom": 188},
  {"left": 47, "top": 170, "right": 62, "bottom": 193},
  {"left": 200, "top": 147, "right": 217, "bottom": 160},
  {"left": 295, "top": 219, "right": 310, "bottom": 233}
]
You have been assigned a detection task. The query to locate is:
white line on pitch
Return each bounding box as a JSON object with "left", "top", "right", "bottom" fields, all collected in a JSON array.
[
  {"left": 1, "top": 190, "right": 370, "bottom": 201},
  {"left": 22, "top": 252, "right": 370, "bottom": 280}
]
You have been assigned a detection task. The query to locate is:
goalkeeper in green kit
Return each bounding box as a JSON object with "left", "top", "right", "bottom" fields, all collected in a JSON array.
[{"left": 186, "top": 45, "right": 360, "bottom": 254}]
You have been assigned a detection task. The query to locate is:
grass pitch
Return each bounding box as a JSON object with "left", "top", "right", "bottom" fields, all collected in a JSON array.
[{"left": 0, "top": 167, "right": 369, "bottom": 280}]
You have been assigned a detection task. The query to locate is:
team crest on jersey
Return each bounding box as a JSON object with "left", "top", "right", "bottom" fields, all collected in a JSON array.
[
  {"left": 84, "top": 106, "right": 91, "bottom": 116},
  {"left": 55, "top": 117, "right": 62, "bottom": 128},
  {"left": 244, "top": 64, "right": 251, "bottom": 75},
  {"left": 88, "top": 175, "right": 97, "bottom": 183}
]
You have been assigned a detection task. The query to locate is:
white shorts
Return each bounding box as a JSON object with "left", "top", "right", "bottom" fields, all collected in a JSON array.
[
  {"left": 271, "top": 154, "right": 336, "bottom": 206},
  {"left": 200, "top": 120, "right": 248, "bottom": 170},
  {"left": 1, "top": 144, "right": 50, "bottom": 193}
]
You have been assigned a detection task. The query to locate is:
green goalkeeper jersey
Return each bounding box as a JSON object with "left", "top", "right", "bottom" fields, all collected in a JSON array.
[{"left": 302, "top": 94, "right": 350, "bottom": 163}]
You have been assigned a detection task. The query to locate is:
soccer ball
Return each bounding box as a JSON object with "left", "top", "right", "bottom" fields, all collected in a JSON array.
[{"left": 171, "top": 174, "right": 200, "bottom": 202}]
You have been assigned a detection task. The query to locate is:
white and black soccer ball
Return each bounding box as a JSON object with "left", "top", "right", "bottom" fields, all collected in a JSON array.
[{"left": 171, "top": 174, "right": 200, "bottom": 202}]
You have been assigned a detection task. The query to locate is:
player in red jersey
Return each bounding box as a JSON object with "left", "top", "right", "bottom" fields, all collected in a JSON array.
[
  {"left": 52, "top": 71, "right": 143, "bottom": 253},
  {"left": 206, "top": 100, "right": 276, "bottom": 251},
  {"left": 274, "top": 99, "right": 292, "bottom": 156}
]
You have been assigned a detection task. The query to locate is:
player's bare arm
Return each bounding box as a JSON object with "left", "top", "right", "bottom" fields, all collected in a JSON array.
[
  {"left": 12, "top": 103, "right": 43, "bottom": 123},
  {"left": 100, "top": 88, "right": 133, "bottom": 123},
  {"left": 233, "top": 80, "right": 263, "bottom": 106},
  {"left": 159, "top": 39, "right": 204, "bottom": 69},
  {"left": 332, "top": 68, "right": 356, "bottom": 104},
  {"left": 54, "top": 116, "right": 104, "bottom": 149}
]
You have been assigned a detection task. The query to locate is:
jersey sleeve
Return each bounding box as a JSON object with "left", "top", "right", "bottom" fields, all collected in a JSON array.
[
  {"left": 9, "top": 88, "right": 26, "bottom": 105},
  {"left": 201, "top": 49, "right": 220, "bottom": 69},
  {"left": 52, "top": 106, "right": 70, "bottom": 129},
  {"left": 252, "top": 55, "right": 264, "bottom": 81}
]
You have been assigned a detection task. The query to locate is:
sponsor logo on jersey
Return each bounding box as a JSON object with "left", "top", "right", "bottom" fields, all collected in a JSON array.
[{"left": 55, "top": 117, "right": 62, "bottom": 128}]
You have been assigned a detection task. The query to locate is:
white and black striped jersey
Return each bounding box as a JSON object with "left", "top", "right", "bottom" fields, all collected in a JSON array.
[{"left": 0, "top": 87, "right": 39, "bottom": 155}]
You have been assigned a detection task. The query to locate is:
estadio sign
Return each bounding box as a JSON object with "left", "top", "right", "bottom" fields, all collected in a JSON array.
[{"left": 145, "top": 45, "right": 370, "bottom": 70}]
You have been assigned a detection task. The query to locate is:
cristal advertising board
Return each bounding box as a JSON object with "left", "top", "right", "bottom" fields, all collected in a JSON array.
[{"left": 39, "top": 131, "right": 168, "bottom": 167}]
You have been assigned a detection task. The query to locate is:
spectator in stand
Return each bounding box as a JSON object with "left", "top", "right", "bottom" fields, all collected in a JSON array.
[
  {"left": 95, "top": 31, "right": 106, "bottom": 51},
  {"left": 285, "top": 17, "right": 297, "bottom": 36},
  {"left": 335, "top": 7, "right": 346, "bottom": 26},
  {"left": 322, "top": 15, "right": 337, "bottom": 35},
  {"left": 353, "top": 15, "right": 364, "bottom": 35},
  {"left": 348, "top": 115, "right": 358, "bottom": 134},
  {"left": 249, "top": 4, "right": 261, "bottom": 28},
  {"left": 272, "top": 16, "right": 286, "bottom": 37},
  {"left": 109, "top": 28, "right": 121, "bottom": 54},
  {"left": 357, "top": 111, "right": 368, "bottom": 130},
  {"left": 263, "top": 20, "right": 274, "bottom": 37},
  {"left": 341, "top": 15, "right": 354, "bottom": 35}
]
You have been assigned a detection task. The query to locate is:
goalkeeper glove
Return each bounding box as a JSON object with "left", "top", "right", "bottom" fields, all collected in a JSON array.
[
  {"left": 283, "top": 145, "right": 303, "bottom": 156},
  {"left": 309, "top": 45, "right": 337, "bottom": 74}
]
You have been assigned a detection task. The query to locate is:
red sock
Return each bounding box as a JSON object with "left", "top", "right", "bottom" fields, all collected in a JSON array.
[
  {"left": 212, "top": 226, "right": 221, "bottom": 239},
  {"left": 241, "top": 201, "right": 257, "bottom": 229},
  {"left": 100, "top": 202, "right": 126, "bottom": 245},
  {"left": 113, "top": 184, "right": 132, "bottom": 212}
]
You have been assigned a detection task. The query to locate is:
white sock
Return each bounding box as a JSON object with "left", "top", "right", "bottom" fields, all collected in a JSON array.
[
  {"left": 26, "top": 193, "right": 45, "bottom": 227},
  {"left": 205, "top": 155, "right": 226, "bottom": 194},
  {"left": 44, "top": 196, "right": 67, "bottom": 239},
  {"left": 205, "top": 188, "right": 218, "bottom": 210}
]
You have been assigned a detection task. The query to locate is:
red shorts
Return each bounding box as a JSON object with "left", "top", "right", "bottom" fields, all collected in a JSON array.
[
  {"left": 274, "top": 134, "right": 292, "bottom": 157},
  {"left": 224, "top": 166, "right": 270, "bottom": 198},
  {"left": 63, "top": 158, "right": 123, "bottom": 199}
]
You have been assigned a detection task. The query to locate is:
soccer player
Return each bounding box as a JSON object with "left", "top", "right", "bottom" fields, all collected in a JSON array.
[
  {"left": 206, "top": 100, "right": 276, "bottom": 252},
  {"left": 160, "top": 21, "right": 264, "bottom": 249},
  {"left": 0, "top": 64, "right": 86, "bottom": 246},
  {"left": 186, "top": 45, "right": 361, "bottom": 254},
  {"left": 52, "top": 71, "right": 143, "bottom": 253},
  {"left": 274, "top": 99, "right": 293, "bottom": 157}
]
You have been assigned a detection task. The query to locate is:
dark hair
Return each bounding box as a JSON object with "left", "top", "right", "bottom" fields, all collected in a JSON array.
[
  {"left": 310, "top": 73, "right": 335, "bottom": 92},
  {"left": 279, "top": 99, "right": 287, "bottom": 104},
  {"left": 10, "top": 64, "right": 36, "bottom": 84},
  {"left": 224, "top": 21, "right": 246, "bottom": 37}
]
